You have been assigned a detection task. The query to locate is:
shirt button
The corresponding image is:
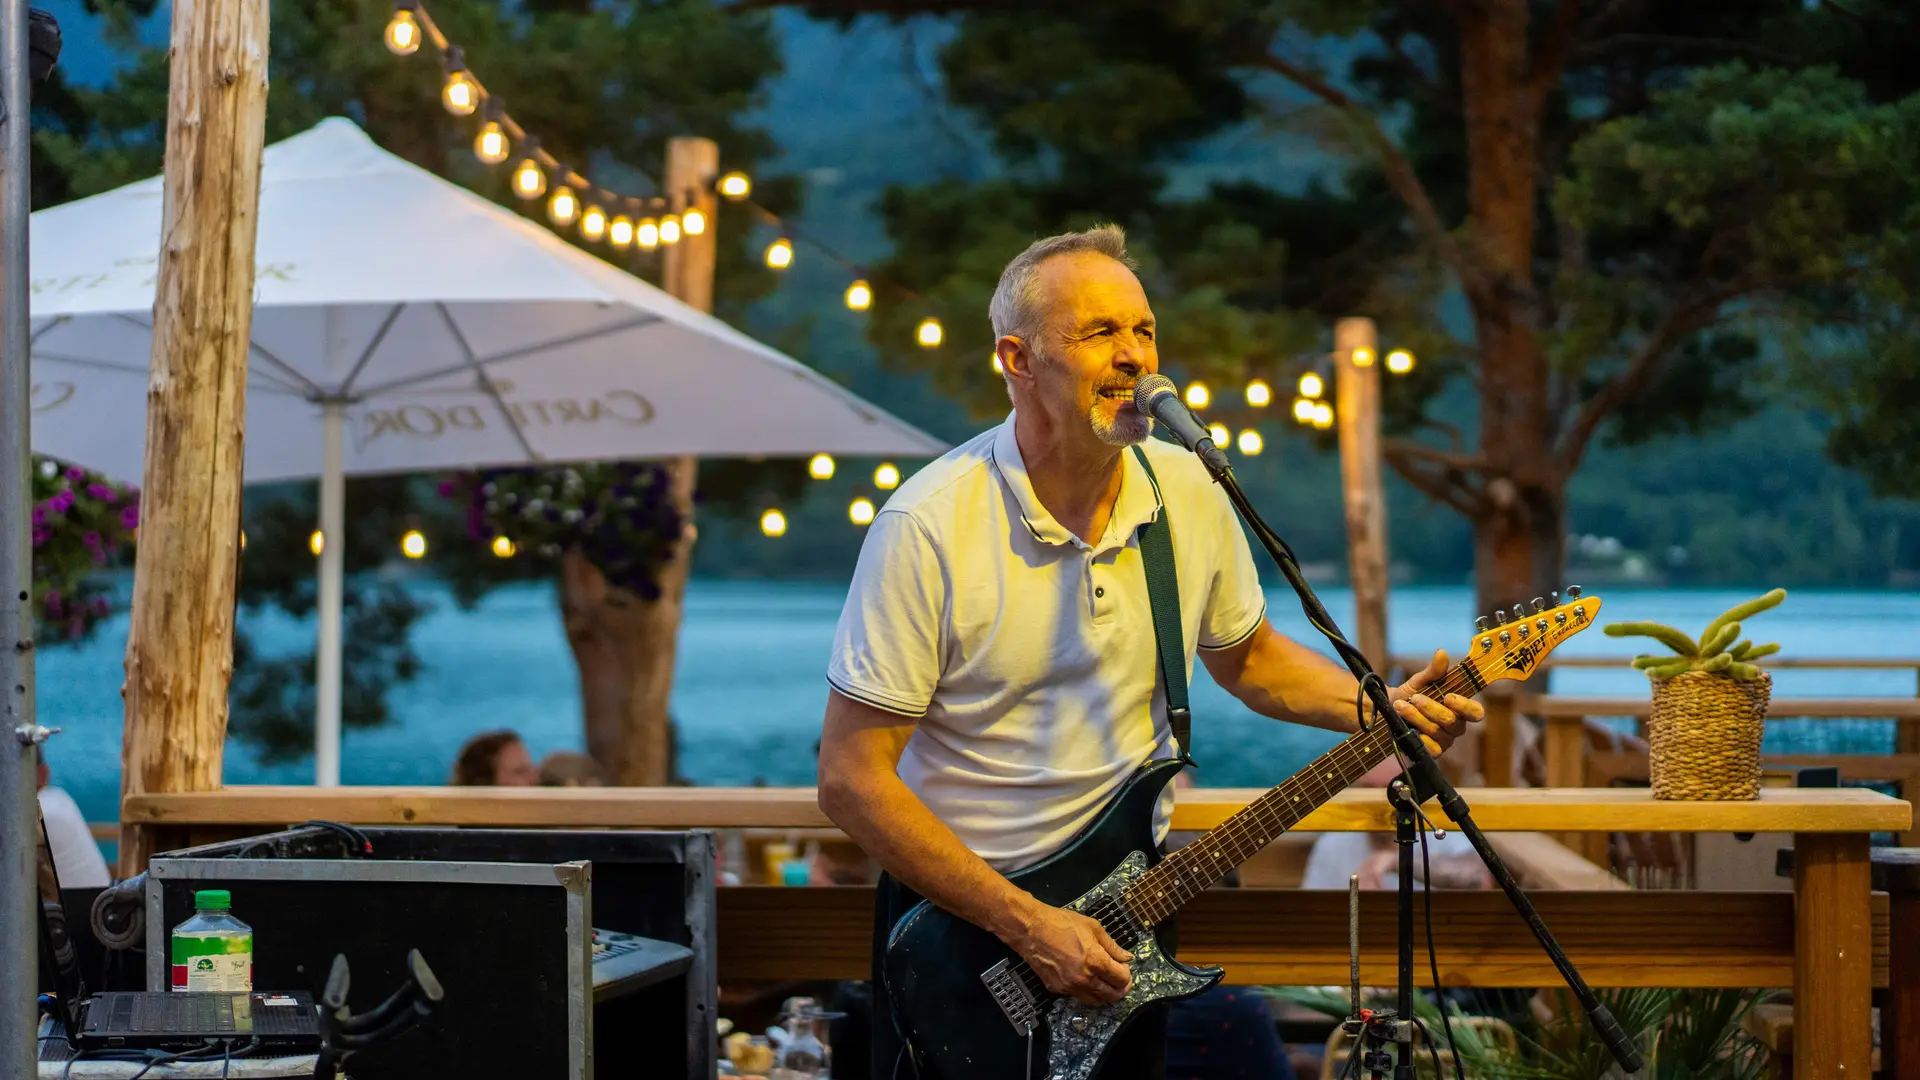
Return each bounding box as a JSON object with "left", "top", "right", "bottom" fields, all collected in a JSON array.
[{"left": 1095, "top": 587, "right": 1105, "bottom": 598}]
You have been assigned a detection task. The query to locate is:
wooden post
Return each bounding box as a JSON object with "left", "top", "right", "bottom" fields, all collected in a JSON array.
[
  {"left": 560, "top": 136, "right": 716, "bottom": 786},
  {"left": 1794, "top": 832, "right": 1873, "bottom": 1078},
  {"left": 117, "top": 0, "right": 269, "bottom": 875},
  {"left": 1884, "top": 853, "right": 1920, "bottom": 1080},
  {"left": 1335, "top": 317, "right": 1388, "bottom": 669}
]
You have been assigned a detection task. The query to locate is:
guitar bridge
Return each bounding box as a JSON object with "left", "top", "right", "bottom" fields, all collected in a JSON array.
[{"left": 981, "top": 958, "right": 1040, "bottom": 1035}]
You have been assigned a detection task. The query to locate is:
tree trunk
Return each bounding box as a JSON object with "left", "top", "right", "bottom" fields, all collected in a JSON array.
[
  {"left": 118, "top": 0, "right": 269, "bottom": 874},
  {"left": 562, "top": 137, "right": 716, "bottom": 787}
]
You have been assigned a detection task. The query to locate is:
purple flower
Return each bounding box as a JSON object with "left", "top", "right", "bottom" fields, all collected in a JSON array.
[
  {"left": 88, "top": 484, "right": 116, "bottom": 502},
  {"left": 83, "top": 531, "right": 101, "bottom": 547},
  {"left": 43, "top": 592, "right": 61, "bottom": 617},
  {"left": 90, "top": 597, "right": 109, "bottom": 615},
  {"left": 50, "top": 490, "right": 74, "bottom": 512},
  {"left": 437, "top": 479, "right": 457, "bottom": 497},
  {"left": 121, "top": 506, "right": 139, "bottom": 530},
  {"left": 65, "top": 466, "right": 85, "bottom": 482},
  {"left": 30, "top": 527, "right": 50, "bottom": 548},
  {"left": 91, "top": 549, "right": 107, "bottom": 566},
  {"left": 31, "top": 506, "right": 45, "bottom": 526}
]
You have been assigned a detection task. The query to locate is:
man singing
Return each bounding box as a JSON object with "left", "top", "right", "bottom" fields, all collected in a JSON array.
[{"left": 818, "top": 225, "right": 1483, "bottom": 1079}]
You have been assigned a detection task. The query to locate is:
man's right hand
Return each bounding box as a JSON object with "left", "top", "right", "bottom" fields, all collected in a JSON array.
[{"left": 1002, "top": 901, "right": 1135, "bottom": 1005}]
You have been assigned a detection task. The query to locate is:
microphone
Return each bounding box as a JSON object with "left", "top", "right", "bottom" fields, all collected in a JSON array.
[
  {"left": 1133, "top": 374, "right": 1230, "bottom": 473},
  {"left": 29, "top": 9, "right": 62, "bottom": 101}
]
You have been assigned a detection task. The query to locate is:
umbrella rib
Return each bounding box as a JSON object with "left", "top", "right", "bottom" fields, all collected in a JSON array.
[
  {"left": 30, "top": 349, "right": 307, "bottom": 396},
  {"left": 349, "top": 312, "right": 663, "bottom": 399},
  {"left": 29, "top": 315, "right": 70, "bottom": 344},
  {"left": 111, "top": 312, "right": 325, "bottom": 398},
  {"left": 336, "top": 303, "right": 406, "bottom": 398},
  {"left": 433, "top": 302, "right": 541, "bottom": 463}
]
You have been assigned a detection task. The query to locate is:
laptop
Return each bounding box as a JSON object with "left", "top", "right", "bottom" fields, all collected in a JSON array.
[{"left": 34, "top": 803, "right": 323, "bottom": 1053}]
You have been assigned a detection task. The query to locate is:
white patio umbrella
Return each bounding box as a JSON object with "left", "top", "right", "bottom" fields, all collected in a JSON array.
[{"left": 28, "top": 117, "right": 945, "bottom": 784}]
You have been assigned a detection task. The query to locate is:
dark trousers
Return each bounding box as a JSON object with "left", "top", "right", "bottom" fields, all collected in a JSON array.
[{"left": 870, "top": 872, "right": 1177, "bottom": 1080}]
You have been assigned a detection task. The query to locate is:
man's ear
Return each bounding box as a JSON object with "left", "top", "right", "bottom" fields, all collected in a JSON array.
[{"left": 998, "top": 337, "right": 1036, "bottom": 385}]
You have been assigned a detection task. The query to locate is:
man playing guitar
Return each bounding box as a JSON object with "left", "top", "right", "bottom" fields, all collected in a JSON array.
[{"left": 818, "top": 225, "right": 1482, "bottom": 1079}]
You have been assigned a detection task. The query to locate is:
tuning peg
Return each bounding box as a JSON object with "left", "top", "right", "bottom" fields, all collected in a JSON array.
[
  {"left": 1475, "top": 616, "right": 1489, "bottom": 632},
  {"left": 1531, "top": 596, "right": 1545, "bottom": 613},
  {"left": 1567, "top": 584, "right": 1582, "bottom": 599},
  {"left": 1494, "top": 608, "right": 1508, "bottom": 625}
]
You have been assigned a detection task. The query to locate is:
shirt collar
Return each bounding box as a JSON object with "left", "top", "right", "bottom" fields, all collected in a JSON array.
[{"left": 990, "top": 412, "right": 1164, "bottom": 552}]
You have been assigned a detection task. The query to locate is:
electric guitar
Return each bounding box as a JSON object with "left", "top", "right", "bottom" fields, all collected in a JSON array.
[{"left": 881, "top": 588, "right": 1601, "bottom": 1080}]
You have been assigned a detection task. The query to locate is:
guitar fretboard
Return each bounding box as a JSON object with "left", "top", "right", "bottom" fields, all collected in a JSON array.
[{"left": 1122, "top": 660, "right": 1485, "bottom": 926}]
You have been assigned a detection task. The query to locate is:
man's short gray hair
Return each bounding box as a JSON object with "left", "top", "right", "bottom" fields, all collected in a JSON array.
[{"left": 988, "top": 225, "right": 1135, "bottom": 345}]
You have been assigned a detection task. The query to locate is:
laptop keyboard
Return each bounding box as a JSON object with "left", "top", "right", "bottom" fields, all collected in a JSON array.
[{"left": 113, "top": 992, "right": 246, "bottom": 1034}]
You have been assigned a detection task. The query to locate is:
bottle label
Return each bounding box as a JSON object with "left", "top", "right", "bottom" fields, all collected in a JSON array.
[{"left": 171, "top": 933, "right": 253, "bottom": 992}]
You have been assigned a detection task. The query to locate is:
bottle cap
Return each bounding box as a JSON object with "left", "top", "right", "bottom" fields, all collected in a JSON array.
[{"left": 194, "top": 889, "right": 232, "bottom": 910}]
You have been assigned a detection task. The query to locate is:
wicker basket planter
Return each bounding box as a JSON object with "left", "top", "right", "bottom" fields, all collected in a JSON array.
[{"left": 1647, "top": 669, "right": 1773, "bottom": 801}]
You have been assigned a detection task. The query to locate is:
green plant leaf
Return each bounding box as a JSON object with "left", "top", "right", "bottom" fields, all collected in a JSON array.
[
  {"left": 1728, "top": 639, "right": 1754, "bottom": 660},
  {"left": 1700, "top": 589, "right": 1787, "bottom": 651},
  {"left": 1729, "top": 661, "right": 1761, "bottom": 681},
  {"left": 1704, "top": 652, "right": 1734, "bottom": 673},
  {"left": 1603, "top": 621, "right": 1701, "bottom": 656},
  {"left": 1744, "top": 643, "right": 1780, "bottom": 661},
  {"left": 1701, "top": 622, "right": 1741, "bottom": 657},
  {"left": 1648, "top": 658, "right": 1697, "bottom": 679}
]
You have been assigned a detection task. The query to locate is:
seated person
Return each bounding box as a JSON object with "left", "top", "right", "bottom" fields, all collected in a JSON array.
[
  {"left": 36, "top": 747, "right": 110, "bottom": 887},
  {"left": 539, "top": 750, "right": 607, "bottom": 787},
  {"left": 1299, "top": 758, "right": 1489, "bottom": 891},
  {"left": 450, "top": 729, "right": 539, "bottom": 786}
]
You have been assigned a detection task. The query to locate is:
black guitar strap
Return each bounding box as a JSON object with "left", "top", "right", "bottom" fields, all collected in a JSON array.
[{"left": 1130, "top": 446, "right": 1194, "bottom": 767}]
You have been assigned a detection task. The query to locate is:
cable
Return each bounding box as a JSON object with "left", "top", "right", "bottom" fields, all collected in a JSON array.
[{"left": 299, "top": 820, "right": 374, "bottom": 857}]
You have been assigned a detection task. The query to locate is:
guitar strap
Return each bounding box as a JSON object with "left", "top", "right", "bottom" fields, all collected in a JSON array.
[{"left": 1129, "top": 446, "right": 1195, "bottom": 767}]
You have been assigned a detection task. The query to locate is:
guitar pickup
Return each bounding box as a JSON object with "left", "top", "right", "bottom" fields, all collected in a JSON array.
[{"left": 981, "top": 958, "right": 1041, "bottom": 1035}]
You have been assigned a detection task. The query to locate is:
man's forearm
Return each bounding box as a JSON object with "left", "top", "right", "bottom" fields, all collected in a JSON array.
[
  {"left": 1215, "top": 628, "right": 1361, "bottom": 733},
  {"left": 820, "top": 772, "right": 1041, "bottom": 944}
]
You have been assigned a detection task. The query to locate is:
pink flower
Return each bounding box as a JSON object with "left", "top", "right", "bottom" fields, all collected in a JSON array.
[
  {"left": 30, "top": 506, "right": 45, "bottom": 526},
  {"left": 121, "top": 506, "right": 139, "bottom": 529},
  {"left": 87, "top": 484, "right": 115, "bottom": 502},
  {"left": 30, "top": 527, "right": 49, "bottom": 547},
  {"left": 50, "top": 490, "right": 74, "bottom": 512},
  {"left": 65, "top": 466, "right": 85, "bottom": 483}
]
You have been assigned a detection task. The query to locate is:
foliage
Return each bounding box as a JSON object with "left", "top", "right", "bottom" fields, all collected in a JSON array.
[
  {"left": 27, "top": 456, "right": 138, "bottom": 643},
  {"left": 1605, "top": 589, "right": 1786, "bottom": 681},
  {"left": 451, "top": 462, "right": 686, "bottom": 601}
]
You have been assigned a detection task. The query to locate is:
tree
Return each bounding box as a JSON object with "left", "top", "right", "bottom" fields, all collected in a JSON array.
[
  {"left": 753, "top": 0, "right": 1920, "bottom": 614},
  {"left": 33, "top": 0, "right": 806, "bottom": 771}
]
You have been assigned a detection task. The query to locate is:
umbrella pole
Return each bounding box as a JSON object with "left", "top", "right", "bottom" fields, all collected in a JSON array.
[
  {"left": 315, "top": 402, "right": 344, "bottom": 787},
  {"left": 1, "top": 0, "right": 42, "bottom": 1067}
]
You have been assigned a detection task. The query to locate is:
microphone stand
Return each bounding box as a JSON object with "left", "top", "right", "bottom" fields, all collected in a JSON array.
[{"left": 1182, "top": 434, "right": 1643, "bottom": 1077}]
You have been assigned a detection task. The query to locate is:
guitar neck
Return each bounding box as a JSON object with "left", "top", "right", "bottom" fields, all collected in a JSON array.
[{"left": 1122, "top": 658, "right": 1489, "bottom": 926}]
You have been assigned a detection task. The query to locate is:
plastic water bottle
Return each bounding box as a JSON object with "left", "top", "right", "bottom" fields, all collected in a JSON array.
[{"left": 170, "top": 889, "right": 253, "bottom": 992}]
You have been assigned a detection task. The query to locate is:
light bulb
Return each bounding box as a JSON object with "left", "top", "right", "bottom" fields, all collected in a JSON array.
[
  {"left": 916, "top": 317, "right": 943, "bottom": 348},
  {"left": 682, "top": 208, "right": 707, "bottom": 235},
  {"left": 511, "top": 158, "right": 545, "bottom": 199},
  {"left": 384, "top": 7, "right": 420, "bottom": 55},
  {"left": 1184, "top": 382, "right": 1210, "bottom": 409},
  {"left": 492, "top": 535, "right": 516, "bottom": 558},
  {"left": 1351, "top": 346, "right": 1375, "bottom": 367},
  {"left": 849, "top": 498, "right": 876, "bottom": 526},
  {"left": 719, "top": 172, "right": 751, "bottom": 200},
  {"left": 1208, "top": 423, "right": 1230, "bottom": 446},
  {"left": 401, "top": 530, "right": 427, "bottom": 559},
  {"left": 845, "top": 280, "right": 873, "bottom": 311},
  {"left": 609, "top": 216, "right": 634, "bottom": 249},
  {"left": 1245, "top": 379, "right": 1272, "bottom": 407},
  {"left": 808, "top": 453, "right": 835, "bottom": 480},
  {"left": 659, "top": 214, "right": 682, "bottom": 245},
  {"left": 874, "top": 463, "right": 901, "bottom": 490},
  {"left": 474, "top": 121, "right": 509, "bottom": 165},
  {"left": 547, "top": 187, "right": 579, "bottom": 226},
  {"left": 1298, "top": 371, "right": 1324, "bottom": 399},
  {"left": 1237, "top": 429, "right": 1264, "bottom": 456},
  {"left": 581, "top": 205, "right": 608, "bottom": 241},
  {"left": 442, "top": 71, "right": 478, "bottom": 117},
  {"left": 766, "top": 237, "right": 793, "bottom": 269},
  {"left": 1386, "top": 349, "right": 1416, "bottom": 374},
  {"left": 309, "top": 530, "right": 325, "bottom": 556},
  {"left": 1292, "top": 398, "right": 1316, "bottom": 423},
  {"left": 637, "top": 219, "right": 660, "bottom": 249},
  {"left": 240, "top": 530, "right": 247, "bottom": 550},
  {"left": 1313, "top": 402, "right": 1335, "bottom": 429},
  {"left": 760, "top": 509, "right": 787, "bottom": 537}
]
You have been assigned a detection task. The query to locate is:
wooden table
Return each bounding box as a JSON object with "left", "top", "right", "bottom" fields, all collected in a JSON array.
[{"left": 125, "top": 785, "right": 1908, "bottom": 1080}]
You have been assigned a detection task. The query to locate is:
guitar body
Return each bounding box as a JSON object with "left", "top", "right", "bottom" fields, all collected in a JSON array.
[{"left": 881, "top": 758, "right": 1224, "bottom": 1080}]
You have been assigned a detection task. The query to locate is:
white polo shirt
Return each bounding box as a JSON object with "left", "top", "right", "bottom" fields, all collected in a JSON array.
[{"left": 827, "top": 413, "right": 1267, "bottom": 871}]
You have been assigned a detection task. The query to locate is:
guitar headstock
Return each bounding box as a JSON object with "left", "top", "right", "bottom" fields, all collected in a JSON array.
[{"left": 1468, "top": 586, "right": 1602, "bottom": 684}]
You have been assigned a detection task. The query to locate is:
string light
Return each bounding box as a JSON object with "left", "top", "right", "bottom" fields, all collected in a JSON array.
[
  {"left": 874, "top": 463, "right": 901, "bottom": 490},
  {"left": 1292, "top": 398, "right": 1316, "bottom": 423},
  {"left": 547, "top": 187, "right": 579, "bottom": 227},
  {"left": 917, "top": 318, "right": 944, "bottom": 348},
  {"left": 1386, "top": 349, "right": 1416, "bottom": 374},
  {"left": 1184, "top": 382, "right": 1210, "bottom": 409},
  {"left": 1208, "top": 423, "right": 1230, "bottom": 446},
  {"left": 511, "top": 155, "right": 545, "bottom": 199},
  {"left": 637, "top": 219, "right": 660, "bottom": 249},
  {"left": 401, "top": 530, "right": 428, "bottom": 559},
  {"left": 660, "top": 214, "right": 682, "bottom": 245},
  {"left": 850, "top": 498, "right": 876, "bottom": 526},
  {"left": 1237, "top": 429, "right": 1264, "bottom": 456},
  {"left": 1351, "top": 347, "right": 1375, "bottom": 368},
  {"left": 766, "top": 237, "right": 794, "bottom": 269},
  {"left": 474, "top": 118, "right": 509, "bottom": 165},
  {"left": 492, "top": 535, "right": 516, "bottom": 558},
  {"left": 441, "top": 49, "right": 477, "bottom": 116},
  {"left": 609, "top": 215, "right": 635, "bottom": 249},
  {"left": 1245, "top": 379, "right": 1271, "bottom": 407},
  {"left": 845, "top": 280, "right": 873, "bottom": 311},
  {"left": 309, "top": 530, "right": 325, "bottom": 556},
  {"left": 760, "top": 509, "right": 787, "bottom": 537},
  {"left": 240, "top": 530, "right": 247, "bottom": 550},
  {"left": 1312, "top": 402, "right": 1335, "bottom": 429},
  {"left": 682, "top": 208, "right": 707, "bottom": 236},
  {"left": 719, "top": 172, "right": 752, "bottom": 200},
  {"left": 1298, "top": 372, "right": 1324, "bottom": 399},
  {"left": 384, "top": 2, "right": 421, "bottom": 54},
  {"left": 808, "top": 453, "right": 835, "bottom": 480},
  {"left": 580, "top": 205, "right": 608, "bottom": 242},
  {"left": 991, "top": 352, "right": 1004, "bottom": 373}
]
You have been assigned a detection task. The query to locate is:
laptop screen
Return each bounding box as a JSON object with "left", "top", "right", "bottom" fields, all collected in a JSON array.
[{"left": 35, "top": 800, "right": 88, "bottom": 1032}]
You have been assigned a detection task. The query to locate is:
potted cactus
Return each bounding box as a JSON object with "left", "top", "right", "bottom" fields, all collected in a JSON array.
[{"left": 1603, "top": 589, "right": 1785, "bottom": 801}]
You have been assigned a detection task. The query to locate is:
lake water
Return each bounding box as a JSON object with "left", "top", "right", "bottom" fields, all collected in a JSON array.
[{"left": 33, "top": 581, "right": 1920, "bottom": 826}]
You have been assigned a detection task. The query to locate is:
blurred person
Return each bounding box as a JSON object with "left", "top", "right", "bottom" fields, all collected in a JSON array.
[
  {"left": 539, "top": 750, "right": 607, "bottom": 787},
  {"left": 1299, "top": 758, "right": 1490, "bottom": 891},
  {"left": 450, "top": 729, "right": 539, "bottom": 786},
  {"left": 36, "top": 747, "right": 111, "bottom": 887}
]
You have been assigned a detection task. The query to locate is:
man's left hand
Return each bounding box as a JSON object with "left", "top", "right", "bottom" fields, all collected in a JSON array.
[{"left": 1385, "top": 650, "right": 1483, "bottom": 755}]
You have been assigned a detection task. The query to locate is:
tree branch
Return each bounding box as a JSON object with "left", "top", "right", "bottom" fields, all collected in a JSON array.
[
  {"left": 1384, "top": 437, "right": 1490, "bottom": 475},
  {"left": 1572, "top": 34, "right": 1803, "bottom": 67},
  {"left": 1528, "top": 1, "right": 1584, "bottom": 98},
  {"left": 1383, "top": 33, "right": 1459, "bottom": 116},
  {"left": 1253, "top": 50, "right": 1494, "bottom": 308},
  {"left": 1384, "top": 451, "right": 1484, "bottom": 516}
]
